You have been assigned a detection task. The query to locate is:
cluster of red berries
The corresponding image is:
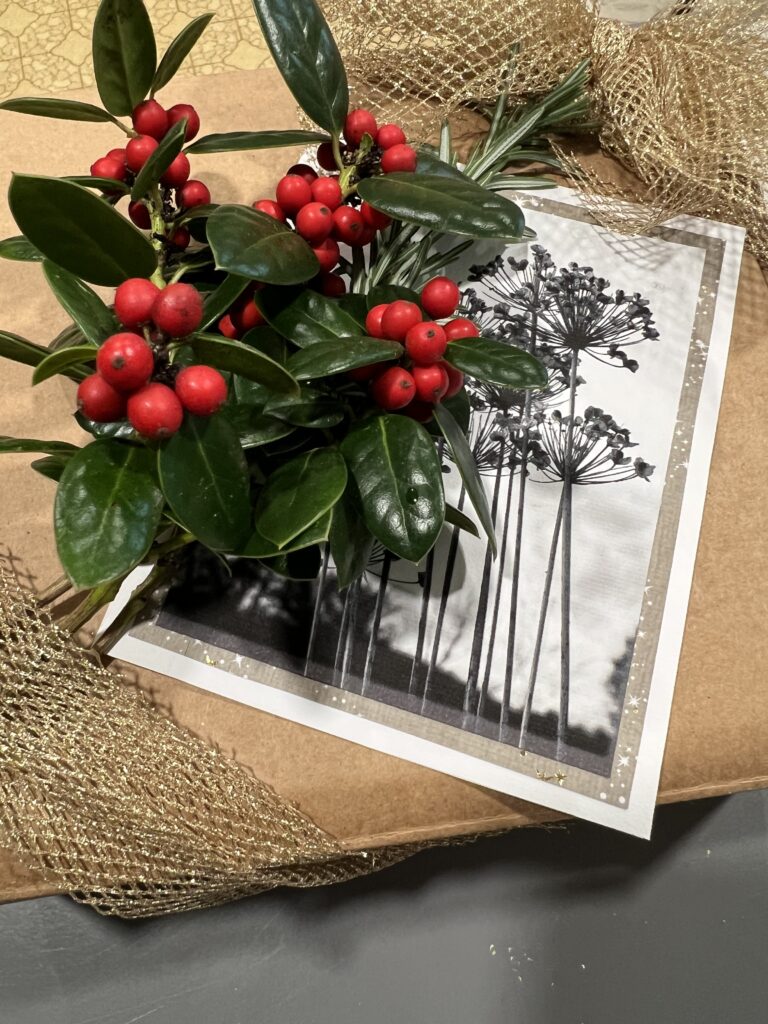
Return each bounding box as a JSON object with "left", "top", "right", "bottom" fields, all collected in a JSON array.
[
  {"left": 76, "top": 279, "right": 226, "bottom": 440},
  {"left": 356, "top": 276, "right": 480, "bottom": 419},
  {"left": 90, "top": 100, "right": 210, "bottom": 252}
]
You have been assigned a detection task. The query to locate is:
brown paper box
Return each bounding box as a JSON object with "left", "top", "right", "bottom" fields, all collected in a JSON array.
[{"left": 1, "top": 69, "right": 766, "bottom": 905}]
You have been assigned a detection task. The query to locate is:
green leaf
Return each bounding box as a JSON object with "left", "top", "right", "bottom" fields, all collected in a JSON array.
[
  {"left": 0, "top": 330, "right": 50, "bottom": 369},
  {"left": 445, "top": 336, "right": 547, "bottom": 389},
  {"left": 330, "top": 483, "right": 374, "bottom": 589},
  {"left": 0, "top": 436, "right": 78, "bottom": 454},
  {"left": 185, "top": 333, "right": 299, "bottom": 394},
  {"left": 42, "top": 261, "right": 115, "bottom": 346},
  {"left": 286, "top": 337, "right": 402, "bottom": 380},
  {"left": 131, "top": 117, "right": 188, "bottom": 200},
  {"left": 240, "top": 511, "right": 331, "bottom": 557},
  {"left": 432, "top": 402, "right": 496, "bottom": 554},
  {"left": 0, "top": 235, "right": 41, "bottom": 262},
  {"left": 207, "top": 205, "right": 319, "bottom": 285},
  {"left": 257, "top": 286, "right": 360, "bottom": 347},
  {"left": 251, "top": 0, "right": 348, "bottom": 134},
  {"left": 32, "top": 344, "right": 97, "bottom": 386},
  {"left": 254, "top": 447, "right": 347, "bottom": 548},
  {"left": 31, "top": 454, "right": 73, "bottom": 482},
  {"left": 201, "top": 274, "right": 250, "bottom": 329},
  {"left": 151, "top": 13, "right": 213, "bottom": 94},
  {"left": 366, "top": 284, "right": 422, "bottom": 309},
  {"left": 54, "top": 440, "right": 164, "bottom": 588},
  {"left": 445, "top": 502, "right": 480, "bottom": 538},
  {"left": 414, "top": 149, "right": 470, "bottom": 182},
  {"left": 75, "top": 411, "right": 137, "bottom": 441},
  {"left": 240, "top": 325, "right": 289, "bottom": 364},
  {"left": 226, "top": 405, "right": 295, "bottom": 449},
  {"left": 427, "top": 387, "right": 471, "bottom": 437},
  {"left": 175, "top": 202, "right": 218, "bottom": 226},
  {"left": 265, "top": 387, "right": 344, "bottom": 428},
  {"left": 62, "top": 175, "right": 130, "bottom": 194},
  {"left": 0, "top": 96, "right": 126, "bottom": 127},
  {"left": 340, "top": 414, "right": 445, "bottom": 563},
  {"left": 92, "top": 0, "right": 157, "bottom": 116},
  {"left": 8, "top": 174, "right": 156, "bottom": 286},
  {"left": 158, "top": 414, "right": 251, "bottom": 551},
  {"left": 357, "top": 173, "right": 526, "bottom": 240},
  {"left": 186, "top": 129, "right": 330, "bottom": 155}
]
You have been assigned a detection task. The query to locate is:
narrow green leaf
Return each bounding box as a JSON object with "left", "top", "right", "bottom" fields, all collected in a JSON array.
[
  {"left": 185, "top": 333, "right": 299, "bottom": 394},
  {"left": 131, "top": 117, "right": 188, "bottom": 200},
  {"left": 257, "top": 286, "right": 360, "bottom": 347},
  {"left": 54, "top": 440, "right": 164, "bottom": 588},
  {"left": 32, "top": 345, "right": 97, "bottom": 386},
  {"left": 42, "top": 261, "right": 116, "bottom": 346},
  {"left": 330, "top": 483, "right": 374, "bottom": 589},
  {"left": 254, "top": 447, "right": 347, "bottom": 548},
  {"left": 0, "top": 330, "right": 50, "bottom": 369},
  {"left": 63, "top": 175, "right": 130, "bottom": 194},
  {"left": 340, "top": 414, "right": 445, "bottom": 563},
  {"left": 445, "top": 502, "right": 479, "bottom": 538},
  {"left": 445, "top": 336, "right": 547, "bottom": 389},
  {"left": 186, "top": 129, "right": 330, "bottom": 155},
  {"left": 357, "top": 173, "right": 526, "bottom": 240},
  {"left": 0, "top": 235, "right": 41, "bottom": 262},
  {"left": 157, "top": 414, "right": 251, "bottom": 551},
  {"left": 201, "top": 274, "right": 250, "bottom": 329},
  {"left": 207, "top": 205, "right": 319, "bottom": 284},
  {"left": 286, "top": 337, "right": 402, "bottom": 380},
  {"left": 250, "top": 0, "right": 348, "bottom": 134},
  {"left": 0, "top": 97, "right": 126, "bottom": 127},
  {"left": 8, "top": 174, "right": 156, "bottom": 286},
  {"left": 0, "top": 436, "right": 78, "bottom": 454},
  {"left": 92, "top": 0, "right": 157, "bottom": 116},
  {"left": 265, "top": 387, "right": 345, "bottom": 429},
  {"left": 433, "top": 403, "right": 496, "bottom": 554},
  {"left": 152, "top": 13, "right": 213, "bottom": 94},
  {"left": 240, "top": 510, "right": 331, "bottom": 558}
]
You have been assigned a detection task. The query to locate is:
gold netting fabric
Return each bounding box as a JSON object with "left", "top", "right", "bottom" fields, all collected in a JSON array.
[
  {"left": 0, "top": 562, "right": 411, "bottom": 918},
  {"left": 325, "top": 0, "right": 768, "bottom": 264}
]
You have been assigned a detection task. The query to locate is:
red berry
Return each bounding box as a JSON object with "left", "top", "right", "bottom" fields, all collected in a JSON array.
[
  {"left": 151, "top": 283, "right": 203, "bottom": 337},
  {"left": 106, "top": 147, "right": 127, "bottom": 162},
  {"left": 317, "top": 141, "right": 338, "bottom": 171},
  {"left": 421, "top": 276, "right": 460, "bottom": 320},
  {"left": 381, "top": 143, "right": 418, "bottom": 174},
  {"left": 76, "top": 373, "right": 126, "bottom": 422},
  {"left": 405, "top": 321, "right": 447, "bottom": 365},
  {"left": 311, "top": 176, "right": 342, "bottom": 210},
  {"left": 312, "top": 237, "right": 340, "bottom": 273},
  {"left": 174, "top": 365, "right": 228, "bottom": 416},
  {"left": 295, "top": 201, "right": 333, "bottom": 244},
  {"left": 401, "top": 399, "right": 434, "bottom": 423},
  {"left": 371, "top": 366, "right": 415, "bottom": 410},
  {"left": 96, "top": 333, "right": 154, "bottom": 392},
  {"left": 365, "top": 303, "right": 389, "bottom": 339},
  {"left": 344, "top": 108, "right": 378, "bottom": 146},
  {"left": 443, "top": 317, "right": 479, "bottom": 341},
  {"left": 287, "top": 163, "right": 318, "bottom": 185},
  {"left": 170, "top": 226, "right": 191, "bottom": 249},
  {"left": 275, "top": 175, "right": 313, "bottom": 215},
  {"left": 161, "top": 152, "right": 190, "bottom": 187},
  {"left": 376, "top": 123, "right": 407, "bottom": 150},
  {"left": 356, "top": 225, "right": 376, "bottom": 247},
  {"left": 166, "top": 103, "right": 200, "bottom": 141},
  {"left": 381, "top": 300, "right": 422, "bottom": 341},
  {"left": 114, "top": 278, "right": 161, "bottom": 330},
  {"left": 127, "top": 382, "right": 184, "bottom": 439},
  {"left": 128, "top": 200, "right": 151, "bottom": 229},
  {"left": 412, "top": 363, "right": 449, "bottom": 403},
  {"left": 177, "top": 179, "right": 210, "bottom": 209},
  {"left": 125, "top": 135, "right": 159, "bottom": 172},
  {"left": 231, "top": 294, "right": 265, "bottom": 333},
  {"left": 320, "top": 272, "right": 346, "bottom": 297},
  {"left": 440, "top": 360, "right": 465, "bottom": 398},
  {"left": 331, "top": 205, "right": 365, "bottom": 245},
  {"left": 131, "top": 99, "right": 168, "bottom": 140},
  {"left": 90, "top": 156, "right": 126, "bottom": 182},
  {"left": 361, "top": 201, "right": 391, "bottom": 231},
  {"left": 218, "top": 314, "right": 239, "bottom": 339},
  {"left": 253, "top": 198, "right": 286, "bottom": 222}
]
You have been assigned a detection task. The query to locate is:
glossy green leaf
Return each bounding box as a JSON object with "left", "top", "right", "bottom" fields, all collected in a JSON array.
[
  {"left": 0, "top": 235, "right": 41, "bottom": 262},
  {"left": 158, "top": 414, "right": 251, "bottom": 551},
  {"left": 42, "top": 261, "right": 116, "bottom": 346},
  {"left": 186, "top": 129, "right": 329, "bottom": 155},
  {"left": 0, "top": 96, "right": 127, "bottom": 127},
  {"left": 433, "top": 402, "right": 496, "bottom": 554},
  {"left": 240, "top": 510, "right": 331, "bottom": 558},
  {"left": 257, "top": 287, "right": 360, "bottom": 347},
  {"left": 8, "top": 175, "right": 156, "bottom": 285},
  {"left": 63, "top": 175, "right": 129, "bottom": 194},
  {"left": 251, "top": 0, "right": 348, "bottom": 134},
  {"left": 207, "top": 205, "right": 319, "bottom": 284},
  {"left": 49, "top": 322, "right": 88, "bottom": 352},
  {"left": 265, "top": 387, "right": 345, "bottom": 429},
  {"left": 152, "top": 13, "right": 213, "bottom": 94},
  {"left": 330, "top": 483, "right": 374, "bottom": 589},
  {"left": 175, "top": 202, "right": 218, "bottom": 225},
  {"left": 340, "top": 414, "right": 445, "bottom": 563},
  {"left": 54, "top": 440, "right": 163, "bottom": 588},
  {"left": 287, "top": 337, "right": 402, "bottom": 380},
  {"left": 445, "top": 336, "right": 547, "bottom": 389},
  {"left": 366, "top": 284, "right": 422, "bottom": 309},
  {"left": 254, "top": 447, "right": 347, "bottom": 548},
  {"left": 185, "top": 333, "right": 299, "bottom": 394},
  {"left": 131, "top": 117, "right": 188, "bottom": 200},
  {"left": 0, "top": 330, "right": 50, "bottom": 369},
  {"left": 31, "top": 454, "right": 72, "bottom": 482},
  {"left": 445, "top": 502, "right": 480, "bottom": 538},
  {"left": 75, "top": 411, "right": 137, "bottom": 441},
  {"left": 357, "top": 173, "right": 526, "bottom": 240},
  {"left": 200, "top": 274, "right": 250, "bottom": 329},
  {"left": 240, "top": 325, "right": 289, "bottom": 365},
  {"left": 32, "top": 344, "right": 97, "bottom": 386},
  {"left": 92, "top": 0, "right": 157, "bottom": 116},
  {"left": 226, "top": 406, "right": 295, "bottom": 449},
  {"left": 0, "top": 436, "right": 78, "bottom": 454},
  {"left": 414, "top": 149, "right": 469, "bottom": 181},
  {"left": 426, "top": 387, "right": 471, "bottom": 437}
]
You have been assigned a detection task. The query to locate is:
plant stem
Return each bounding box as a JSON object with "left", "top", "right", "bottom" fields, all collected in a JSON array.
[
  {"left": 57, "top": 578, "right": 121, "bottom": 636},
  {"left": 149, "top": 185, "right": 167, "bottom": 287},
  {"left": 36, "top": 574, "right": 72, "bottom": 608},
  {"left": 92, "top": 563, "right": 174, "bottom": 655}
]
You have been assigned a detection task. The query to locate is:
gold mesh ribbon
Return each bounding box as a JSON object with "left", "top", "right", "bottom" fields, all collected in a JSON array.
[
  {"left": 325, "top": 0, "right": 768, "bottom": 264},
  {"left": 0, "top": 561, "right": 413, "bottom": 918}
]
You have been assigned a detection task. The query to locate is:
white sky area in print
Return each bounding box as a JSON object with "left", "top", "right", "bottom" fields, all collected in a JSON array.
[{"left": 376, "top": 200, "right": 705, "bottom": 734}]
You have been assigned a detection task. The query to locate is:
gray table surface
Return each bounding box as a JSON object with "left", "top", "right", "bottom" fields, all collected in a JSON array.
[{"left": 1, "top": 789, "right": 766, "bottom": 1024}]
